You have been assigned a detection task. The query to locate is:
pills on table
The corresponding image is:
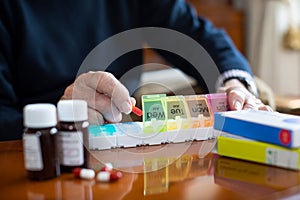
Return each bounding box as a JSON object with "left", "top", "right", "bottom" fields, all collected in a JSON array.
[
  {"left": 100, "top": 163, "right": 113, "bottom": 172},
  {"left": 73, "top": 168, "right": 95, "bottom": 180},
  {"left": 96, "top": 171, "right": 122, "bottom": 182}
]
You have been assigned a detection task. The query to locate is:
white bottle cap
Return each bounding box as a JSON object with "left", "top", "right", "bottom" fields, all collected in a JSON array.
[
  {"left": 24, "top": 103, "right": 57, "bottom": 128},
  {"left": 57, "top": 100, "right": 88, "bottom": 122}
]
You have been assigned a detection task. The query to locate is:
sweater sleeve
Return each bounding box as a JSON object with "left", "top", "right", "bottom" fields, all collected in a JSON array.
[
  {"left": 140, "top": 0, "right": 256, "bottom": 93},
  {"left": 0, "top": 15, "right": 23, "bottom": 141}
]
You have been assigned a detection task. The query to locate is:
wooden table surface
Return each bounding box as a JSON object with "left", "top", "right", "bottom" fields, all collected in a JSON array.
[{"left": 1, "top": 139, "right": 300, "bottom": 200}]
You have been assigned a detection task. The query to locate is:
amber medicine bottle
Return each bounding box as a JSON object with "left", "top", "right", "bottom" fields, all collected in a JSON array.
[
  {"left": 23, "top": 103, "right": 60, "bottom": 180},
  {"left": 57, "top": 100, "right": 90, "bottom": 172}
]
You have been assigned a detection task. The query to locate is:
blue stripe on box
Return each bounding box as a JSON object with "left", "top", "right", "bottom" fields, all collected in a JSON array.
[{"left": 214, "top": 112, "right": 293, "bottom": 148}]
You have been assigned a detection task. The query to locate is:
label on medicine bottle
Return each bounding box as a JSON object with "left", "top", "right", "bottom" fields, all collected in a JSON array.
[
  {"left": 23, "top": 134, "right": 44, "bottom": 171},
  {"left": 58, "top": 131, "right": 84, "bottom": 166}
]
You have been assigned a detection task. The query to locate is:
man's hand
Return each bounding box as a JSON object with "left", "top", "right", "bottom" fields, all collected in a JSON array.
[
  {"left": 61, "top": 71, "right": 136, "bottom": 124},
  {"left": 219, "top": 79, "right": 273, "bottom": 111}
]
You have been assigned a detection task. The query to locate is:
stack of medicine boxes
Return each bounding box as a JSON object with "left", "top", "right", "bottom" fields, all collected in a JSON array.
[{"left": 214, "top": 110, "right": 300, "bottom": 170}]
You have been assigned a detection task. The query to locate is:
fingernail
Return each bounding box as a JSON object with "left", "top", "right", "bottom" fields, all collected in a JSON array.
[
  {"left": 121, "top": 101, "right": 132, "bottom": 114},
  {"left": 234, "top": 101, "right": 242, "bottom": 110}
]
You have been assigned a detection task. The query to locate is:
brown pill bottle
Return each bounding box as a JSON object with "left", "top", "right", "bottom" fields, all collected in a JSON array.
[
  {"left": 23, "top": 104, "right": 60, "bottom": 180},
  {"left": 57, "top": 100, "right": 90, "bottom": 172}
]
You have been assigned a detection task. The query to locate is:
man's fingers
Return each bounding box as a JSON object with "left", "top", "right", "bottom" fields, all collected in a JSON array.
[
  {"left": 83, "top": 71, "right": 132, "bottom": 114},
  {"left": 88, "top": 107, "right": 105, "bottom": 125},
  {"left": 261, "top": 105, "right": 273, "bottom": 112},
  {"left": 61, "top": 71, "right": 133, "bottom": 123},
  {"left": 83, "top": 71, "right": 118, "bottom": 94},
  {"left": 226, "top": 86, "right": 273, "bottom": 112},
  {"left": 227, "top": 87, "right": 247, "bottom": 110},
  {"left": 93, "top": 93, "right": 122, "bottom": 122},
  {"left": 111, "top": 83, "right": 132, "bottom": 114},
  {"left": 71, "top": 85, "right": 122, "bottom": 122},
  {"left": 130, "top": 97, "right": 136, "bottom": 107},
  {"left": 243, "top": 97, "right": 258, "bottom": 110}
]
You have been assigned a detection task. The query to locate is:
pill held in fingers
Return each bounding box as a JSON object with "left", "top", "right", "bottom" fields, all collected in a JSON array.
[
  {"left": 132, "top": 106, "right": 143, "bottom": 116},
  {"left": 73, "top": 168, "right": 95, "bottom": 180},
  {"left": 96, "top": 171, "right": 122, "bottom": 182}
]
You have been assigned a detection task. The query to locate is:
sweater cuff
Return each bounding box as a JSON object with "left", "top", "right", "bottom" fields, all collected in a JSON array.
[{"left": 215, "top": 69, "right": 258, "bottom": 97}]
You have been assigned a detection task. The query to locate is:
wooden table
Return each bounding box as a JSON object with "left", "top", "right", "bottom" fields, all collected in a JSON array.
[
  {"left": 275, "top": 95, "right": 300, "bottom": 115},
  {"left": 1, "top": 140, "right": 300, "bottom": 200}
]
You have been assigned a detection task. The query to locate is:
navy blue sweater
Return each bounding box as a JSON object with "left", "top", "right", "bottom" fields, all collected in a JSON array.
[{"left": 0, "top": 0, "right": 251, "bottom": 140}]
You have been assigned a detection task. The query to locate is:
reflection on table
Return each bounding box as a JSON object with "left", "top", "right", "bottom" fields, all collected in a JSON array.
[
  {"left": 91, "top": 139, "right": 216, "bottom": 196},
  {"left": 214, "top": 156, "right": 300, "bottom": 199},
  {"left": 2, "top": 139, "right": 300, "bottom": 199}
]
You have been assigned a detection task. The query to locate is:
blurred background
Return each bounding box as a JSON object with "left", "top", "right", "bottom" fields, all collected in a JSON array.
[{"left": 139, "top": 0, "right": 300, "bottom": 115}]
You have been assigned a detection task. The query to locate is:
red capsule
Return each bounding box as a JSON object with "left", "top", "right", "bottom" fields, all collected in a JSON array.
[
  {"left": 73, "top": 167, "right": 95, "bottom": 180},
  {"left": 100, "top": 166, "right": 112, "bottom": 172},
  {"left": 132, "top": 106, "right": 143, "bottom": 116},
  {"left": 100, "top": 163, "right": 113, "bottom": 172},
  {"left": 96, "top": 171, "right": 122, "bottom": 182}
]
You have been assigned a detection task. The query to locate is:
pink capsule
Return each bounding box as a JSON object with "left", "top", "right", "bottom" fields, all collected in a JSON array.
[
  {"left": 96, "top": 171, "right": 122, "bottom": 182},
  {"left": 73, "top": 168, "right": 95, "bottom": 180}
]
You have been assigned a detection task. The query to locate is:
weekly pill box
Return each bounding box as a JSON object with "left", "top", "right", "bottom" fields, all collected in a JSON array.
[
  {"left": 89, "top": 122, "right": 214, "bottom": 150},
  {"left": 89, "top": 93, "right": 227, "bottom": 150}
]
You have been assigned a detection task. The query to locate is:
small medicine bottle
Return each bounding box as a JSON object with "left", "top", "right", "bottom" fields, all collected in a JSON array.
[
  {"left": 23, "top": 103, "right": 60, "bottom": 180},
  {"left": 57, "top": 100, "right": 90, "bottom": 172}
]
